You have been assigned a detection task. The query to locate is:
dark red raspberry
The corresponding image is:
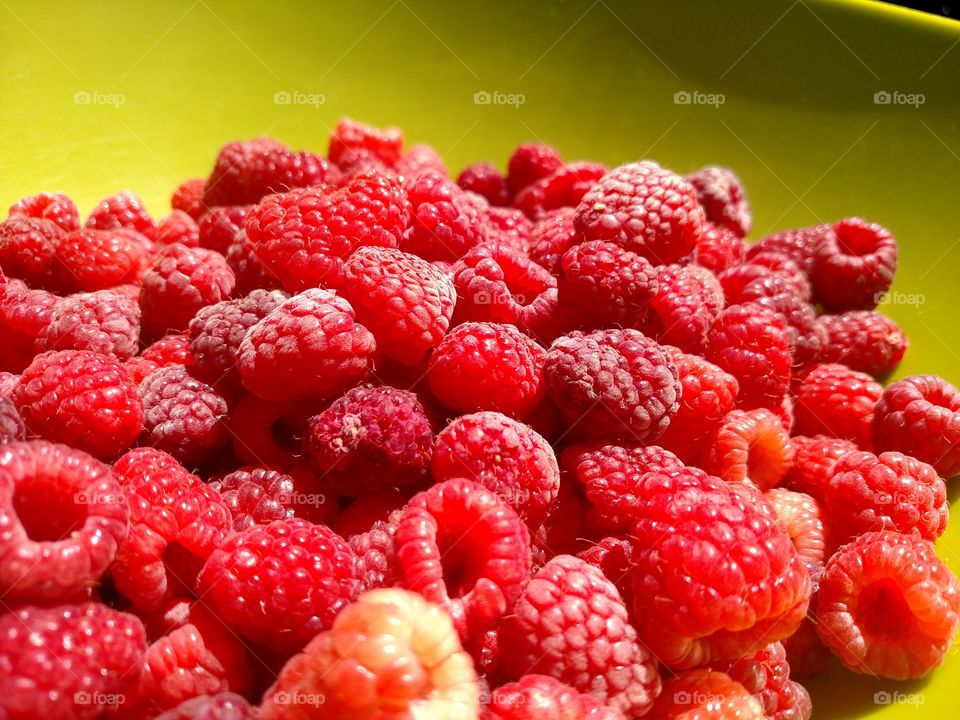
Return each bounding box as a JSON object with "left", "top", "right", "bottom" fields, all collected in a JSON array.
[
  {"left": 328, "top": 117, "right": 404, "bottom": 170},
  {"left": 428, "top": 322, "right": 546, "bottom": 418},
  {"left": 747, "top": 225, "right": 831, "bottom": 276},
  {"left": 708, "top": 408, "right": 794, "bottom": 489},
  {"left": 0, "top": 215, "right": 64, "bottom": 288},
  {"left": 0, "top": 280, "right": 59, "bottom": 372},
  {"left": 499, "top": 554, "right": 660, "bottom": 717},
  {"left": 0, "top": 603, "right": 146, "bottom": 720},
  {"left": 691, "top": 221, "right": 747, "bottom": 273},
  {"left": 224, "top": 229, "right": 283, "bottom": 294},
  {"left": 198, "top": 517, "right": 357, "bottom": 653},
  {"left": 209, "top": 466, "right": 296, "bottom": 531},
  {"left": 545, "top": 328, "right": 680, "bottom": 441},
  {"left": 349, "top": 518, "right": 398, "bottom": 594},
  {"left": 506, "top": 143, "right": 564, "bottom": 196},
  {"left": 155, "top": 209, "right": 200, "bottom": 247},
  {"left": 126, "top": 332, "right": 195, "bottom": 383},
  {"left": 227, "top": 394, "right": 311, "bottom": 467},
  {"left": 643, "top": 264, "right": 723, "bottom": 354},
  {"left": 238, "top": 288, "right": 376, "bottom": 402},
  {"left": 14, "top": 350, "right": 144, "bottom": 458},
  {"left": 719, "top": 642, "right": 812, "bottom": 720},
  {"left": 574, "top": 161, "right": 704, "bottom": 264},
  {"left": 484, "top": 675, "right": 625, "bottom": 720},
  {"left": 335, "top": 489, "right": 408, "bottom": 538},
  {"left": 8, "top": 191, "right": 80, "bottom": 232},
  {"left": 817, "top": 530, "right": 960, "bottom": 679},
  {"left": 155, "top": 693, "right": 256, "bottom": 720},
  {"left": 793, "top": 363, "right": 881, "bottom": 448},
  {"left": 432, "top": 411, "right": 560, "bottom": 527},
  {"left": 37, "top": 290, "right": 140, "bottom": 360},
  {"left": 705, "top": 302, "right": 792, "bottom": 410},
  {"left": 485, "top": 206, "right": 534, "bottom": 254},
  {"left": 0, "top": 440, "right": 128, "bottom": 603},
  {"left": 342, "top": 246, "right": 456, "bottom": 365},
  {"left": 648, "top": 670, "right": 763, "bottom": 720},
  {"left": 819, "top": 310, "right": 908, "bottom": 377},
  {"left": 246, "top": 169, "right": 409, "bottom": 290},
  {"left": 630, "top": 466, "right": 811, "bottom": 668},
  {"left": 304, "top": 384, "right": 433, "bottom": 495},
  {"left": 458, "top": 161, "right": 509, "bottom": 206},
  {"left": 401, "top": 170, "right": 489, "bottom": 262},
  {"left": 139, "top": 243, "right": 236, "bottom": 339},
  {"left": 873, "top": 374, "right": 960, "bottom": 477},
  {"left": 812, "top": 217, "right": 898, "bottom": 311},
  {"left": 54, "top": 228, "right": 152, "bottom": 292},
  {"left": 197, "top": 205, "right": 250, "bottom": 254},
  {"left": 528, "top": 207, "right": 577, "bottom": 273},
  {"left": 111, "top": 447, "right": 232, "bottom": 610},
  {"left": 0, "top": 395, "right": 25, "bottom": 442},
  {"left": 764, "top": 488, "right": 825, "bottom": 565},
  {"left": 513, "top": 161, "right": 607, "bottom": 220},
  {"left": 576, "top": 536, "right": 635, "bottom": 609},
  {"left": 686, "top": 165, "right": 752, "bottom": 238},
  {"left": 781, "top": 434, "right": 858, "bottom": 504},
  {"left": 85, "top": 190, "right": 157, "bottom": 239},
  {"left": 395, "top": 143, "right": 447, "bottom": 181},
  {"left": 171, "top": 178, "right": 206, "bottom": 220}
]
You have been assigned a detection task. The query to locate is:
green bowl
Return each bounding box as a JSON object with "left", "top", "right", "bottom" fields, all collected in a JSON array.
[{"left": 2, "top": 0, "right": 959, "bottom": 716}]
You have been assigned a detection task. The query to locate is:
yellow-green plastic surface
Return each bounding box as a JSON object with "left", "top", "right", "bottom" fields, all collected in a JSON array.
[{"left": 2, "top": 0, "right": 959, "bottom": 716}]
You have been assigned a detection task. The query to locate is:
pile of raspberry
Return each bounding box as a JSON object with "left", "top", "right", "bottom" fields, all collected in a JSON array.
[{"left": 1, "top": 117, "right": 957, "bottom": 720}]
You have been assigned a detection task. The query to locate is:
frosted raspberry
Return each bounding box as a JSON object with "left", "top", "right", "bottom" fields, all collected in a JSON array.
[
  {"left": 484, "top": 675, "right": 626, "bottom": 720},
  {"left": 782, "top": 435, "right": 857, "bottom": 504},
  {"left": 647, "top": 670, "right": 763, "bottom": 720},
  {"left": 545, "top": 328, "right": 680, "bottom": 441},
  {"left": 817, "top": 531, "right": 960, "bottom": 679},
  {"left": 14, "top": 350, "right": 144, "bottom": 458},
  {"left": 197, "top": 205, "right": 250, "bottom": 254},
  {"left": 0, "top": 216, "right": 64, "bottom": 288},
  {"left": 458, "top": 161, "right": 509, "bottom": 205},
  {"left": 0, "top": 280, "right": 60, "bottom": 372},
  {"left": 764, "top": 488, "right": 825, "bottom": 564},
  {"left": 819, "top": 310, "right": 907, "bottom": 377},
  {"left": 224, "top": 229, "right": 284, "bottom": 293},
  {"left": 170, "top": 178, "right": 206, "bottom": 220},
  {"left": 209, "top": 466, "right": 296, "bottom": 531},
  {"left": 8, "top": 191, "right": 80, "bottom": 232},
  {"left": 747, "top": 225, "right": 831, "bottom": 276},
  {"left": 793, "top": 363, "right": 881, "bottom": 448},
  {"left": 126, "top": 332, "right": 195, "bottom": 383},
  {"left": 812, "top": 218, "right": 897, "bottom": 311},
  {"left": 328, "top": 117, "right": 404, "bottom": 169},
  {"left": 259, "top": 589, "right": 479, "bottom": 720},
  {"left": 54, "top": 228, "right": 152, "bottom": 291},
  {"left": 691, "top": 221, "right": 747, "bottom": 273},
  {"left": 401, "top": 170, "right": 489, "bottom": 262},
  {"left": 155, "top": 209, "right": 200, "bottom": 247},
  {"left": 528, "top": 207, "right": 577, "bottom": 273},
  {"left": 396, "top": 143, "right": 447, "bottom": 181},
  {"left": 514, "top": 161, "right": 607, "bottom": 220},
  {"left": 227, "top": 394, "right": 311, "bottom": 467},
  {"left": 37, "top": 290, "right": 140, "bottom": 360},
  {"left": 85, "top": 190, "right": 157, "bottom": 239},
  {"left": 708, "top": 408, "right": 794, "bottom": 489},
  {"left": 686, "top": 165, "right": 752, "bottom": 238},
  {"left": 155, "top": 693, "right": 255, "bottom": 720},
  {"left": 507, "top": 143, "right": 564, "bottom": 196},
  {"left": 349, "top": 517, "right": 398, "bottom": 594},
  {"left": 0, "top": 396, "right": 25, "bottom": 442},
  {"left": 719, "top": 643, "right": 812, "bottom": 720},
  {"left": 643, "top": 264, "right": 724, "bottom": 354},
  {"left": 342, "top": 246, "right": 456, "bottom": 365}
]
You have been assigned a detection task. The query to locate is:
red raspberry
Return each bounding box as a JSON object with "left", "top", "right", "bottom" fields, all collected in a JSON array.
[
  {"left": 529, "top": 476, "right": 601, "bottom": 564},
  {"left": 432, "top": 411, "right": 560, "bottom": 526},
  {"left": 8, "top": 191, "right": 80, "bottom": 232},
  {"left": 458, "top": 161, "right": 509, "bottom": 205},
  {"left": 111, "top": 448, "right": 232, "bottom": 610},
  {"left": 197, "top": 205, "right": 250, "bottom": 254},
  {"left": 224, "top": 229, "right": 284, "bottom": 294},
  {"left": 428, "top": 322, "right": 546, "bottom": 418},
  {"left": 824, "top": 450, "right": 947, "bottom": 546},
  {"left": 227, "top": 394, "right": 311, "bottom": 467},
  {"left": 209, "top": 466, "right": 297, "bottom": 531},
  {"left": 528, "top": 207, "right": 577, "bottom": 273},
  {"left": 349, "top": 517, "right": 398, "bottom": 594},
  {"left": 0, "top": 216, "right": 64, "bottom": 288},
  {"left": 484, "top": 675, "right": 626, "bottom": 720},
  {"left": 764, "top": 488, "right": 825, "bottom": 564},
  {"left": 0, "top": 371, "right": 19, "bottom": 398},
  {"left": 719, "top": 642, "right": 812, "bottom": 720},
  {"left": 156, "top": 209, "right": 200, "bottom": 247},
  {"left": 170, "top": 178, "right": 206, "bottom": 220},
  {"left": 0, "top": 280, "right": 60, "bottom": 372},
  {"left": 155, "top": 693, "right": 255, "bottom": 720},
  {"left": 686, "top": 165, "right": 752, "bottom": 238},
  {"left": 562, "top": 442, "right": 683, "bottom": 532},
  {"left": 394, "top": 478, "right": 530, "bottom": 641},
  {"left": 720, "top": 254, "right": 812, "bottom": 303},
  {"left": 140, "top": 243, "right": 236, "bottom": 339},
  {"left": 781, "top": 435, "right": 858, "bottom": 504},
  {"left": 705, "top": 302, "right": 792, "bottom": 410},
  {"left": 0, "top": 440, "right": 128, "bottom": 603},
  {"left": 245, "top": 169, "right": 409, "bottom": 290},
  {"left": 85, "top": 190, "right": 157, "bottom": 239},
  {"left": 395, "top": 143, "right": 447, "bottom": 181},
  {"left": 485, "top": 206, "right": 534, "bottom": 254},
  {"left": 507, "top": 143, "right": 564, "bottom": 196},
  {"left": 819, "top": 310, "right": 908, "bottom": 377},
  {"left": 304, "top": 384, "right": 433, "bottom": 495},
  {"left": 401, "top": 170, "right": 489, "bottom": 262},
  {"left": 0, "top": 603, "right": 146, "bottom": 720},
  {"left": 747, "top": 225, "right": 831, "bottom": 276},
  {"left": 576, "top": 536, "right": 635, "bottom": 609},
  {"left": 873, "top": 374, "right": 960, "bottom": 477},
  {"left": 812, "top": 217, "right": 897, "bottom": 311},
  {"left": 126, "top": 332, "right": 195, "bottom": 383},
  {"left": 643, "top": 264, "right": 723, "bottom": 354},
  {"left": 342, "top": 246, "right": 456, "bottom": 365},
  {"left": 781, "top": 618, "right": 831, "bottom": 680},
  {"left": 499, "top": 554, "right": 660, "bottom": 717},
  {"left": 0, "top": 395, "right": 25, "bottom": 442},
  {"left": 259, "top": 588, "right": 480, "bottom": 720},
  {"left": 545, "top": 328, "right": 680, "bottom": 441},
  {"left": 691, "top": 221, "right": 747, "bottom": 273},
  {"left": 630, "top": 466, "right": 811, "bottom": 668},
  {"left": 513, "top": 161, "right": 607, "bottom": 220},
  {"left": 198, "top": 517, "right": 357, "bottom": 653},
  {"left": 334, "top": 489, "right": 408, "bottom": 537},
  {"left": 793, "top": 363, "right": 881, "bottom": 448},
  {"left": 14, "top": 350, "right": 144, "bottom": 458},
  {"left": 708, "top": 408, "right": 794, "bottom": 489},
  {"left": 647, "top": 670, "right": 763, "bottom": 720},
  {"left": 238, "top": 288, "right": 376, "bottom": 402},
  {"left": 54, "top": 228, "right": 152, "bottom": 291},
  {"left": 817, "top": 530, "right": 960, "bottom": 679},
  {"left": 574, "top": 161, "right": 704, "bottom": 264},
  {"left": 37, "top": 290, "right": 140, "bottom": 360},
  {"left": 328, "top": 117, "right": 404, "bottom": 169}
]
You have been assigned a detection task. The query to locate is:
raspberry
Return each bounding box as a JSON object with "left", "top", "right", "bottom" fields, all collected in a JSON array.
[
  {"left": 197, "top": 205, "right": 250, "bottom": 254},
  {"left": 691, "top": 221, "right": 747, "bottom": 273},
  {"left": 0, "top": 603, "right": 146, "bottom": 720},
  {"left": 401, "top": 170, "right": 489, "bottom": 262},
  {"left": 14, "top": 350, "right": 144, "bottom": 458},
  {"left": 428, "top": 322, "right": 546, "bottom": 418},
  {"left": 708, "top": 408, "right": 794, "bottom": 489},
  {"left": 499, "top": 555, "right": 660, "bottom": 716},
  {"left": 0, "top": 215, "right": 64, "bottom": 288},
  {"left": 342, "top": 246, "right": 456, "bottom": 365},
  {"left": 781, "top": 435, "right": 857, "bottom": 504},
  {"left": 817, "top": 531, "right": 960, "bottom": 679},
  {"left": 224, "top": 229, "right": 284, "bottom": 294},
  {"left": 514, "top": 161, "right": 607, "bottom": 220},
  {"left": 208, "top": 466, "right": 296, "bottom": 531},
  {"left": 485, "top": 206, "right": 534, "bottom": 254},
  {"left": 227, "top": 394, "right": 311, "bottom": 467},
  {"left": 259, "top": 588, "right": 479, "bottom": 720},
  {"left": 304, "top": 384, "right": 433, "bottom": 495},
  {"left": 647, "top": 670, "right": 763, "bottom": 720},
  {"left": 643, "top": 264, "right": 724, "bottom": 354},
  {"left": 824, "top": 450, "right": 947, "bottom": 546},
  {"left": 630, "top": 466, "right": 811, "bottom": 668},
  {"left": 126, "top": 332, "right": 195, "bottom": 383},
  {"left": 0, "top": 280, "right": 60, "bottom": 372},
  {"left": 245, "top": 169, "right": 409, "bottom": 290},
  {"left": 54, "top": 228, "right": 152, "bottom": 291},
  {"left": 764, "top": 488, "right": 825, "bottom": 564},
  {"left": 0, "top": 440, "right": 128, "bottom": 603},
  {"left": 111, "top": 448, "right": 232, "bottom": 610},
  {"left": 394, "top": 478, "right": 530, "bottom": 640},
  {"left": 747, "top": 225, "right": 831, "bottom": 276},
  {"left": 720, "top": 255, "right": 812, "bottom": 303},
  {"left": 576, "top": 536, "right": 635, "bottom": 608},
  {"left": 396, "top": 143, "right": 447, "bottom": 181},
  {"left": 812, "top": 217, "right": 897, "bottom": 310},
  {"left": 37, "top": 290, "right": 140, "bottom": 360},
  {"left": 156, "top": 209, "right": 200, "bottom": 247},
  {"left": 432, "top": 411, "right": 560, "bottom": 527},
  {"left": 545, "top": 328, "right": 680, "bottom": 441},
  {"left": 85, "top": 190, "right": 157, "bottom": 239},
  {"left": 872, "top": 375, "right": 960, "bottom": 477},
  {"left": 528, "top": 207, "right": 577, "bottom": 273},
  {"left": 484, "top": 675, "right": 626, "bottom": 720},
  {"left": 686, "top": 165, "right": 752, "bottom": 238},
  {"left": 171, "top": 178, "right": 206, "bottom": 220},
  {"left": 140, "top": 243, "right": 236, "bottom": 339},
  {"left": 155, "top": 693, "right": 255, "bottom": 720},
  {"left": 819, "top": 310, "right": 907, "bottom": 377},
  {"left": 529, "top": 476, "right": 601, "bottom": 564},
  {"left": 718, "top": 642, "right": 812, "bottom": 720},
  {"left": 328, "top": 117, "right": 404, "bottom": 169},
  {"left": 574, "top": 161, "right": 704, "bottom": 264},
  {"left": 507, "top": 143, "right": 564, "bottom": 196},
  {"left": 793, "top": 363, "right": 881, "bottom": 448},
  {"left": 198, "top": 517, "right": 357, "bottom": 652},
  {"left": 139, "top": 364, "right": 230, "bottom": 463},
  {"left": 705, "top": 302, "right": 792, "bottom": 410},
  {"left": 562, "top": 442, "right": 683, "bottom": 532},
  {"left": 0, "top": 396, "right": 25, "bottom": 442},
  {"left": 8, "top": 191, "right": 80, "bottom": 232},
  {"left": 237, "top": 288, "right": 376, "bottom": 402},
  {"left": 349, "top": 518, "right": 398, "bottom": 594},
  {"left": 458, "top": 161, "right": 509, "bottom": 205},
  {"left": 781, "top": 619, "right": 831, "bottom": 680}
]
